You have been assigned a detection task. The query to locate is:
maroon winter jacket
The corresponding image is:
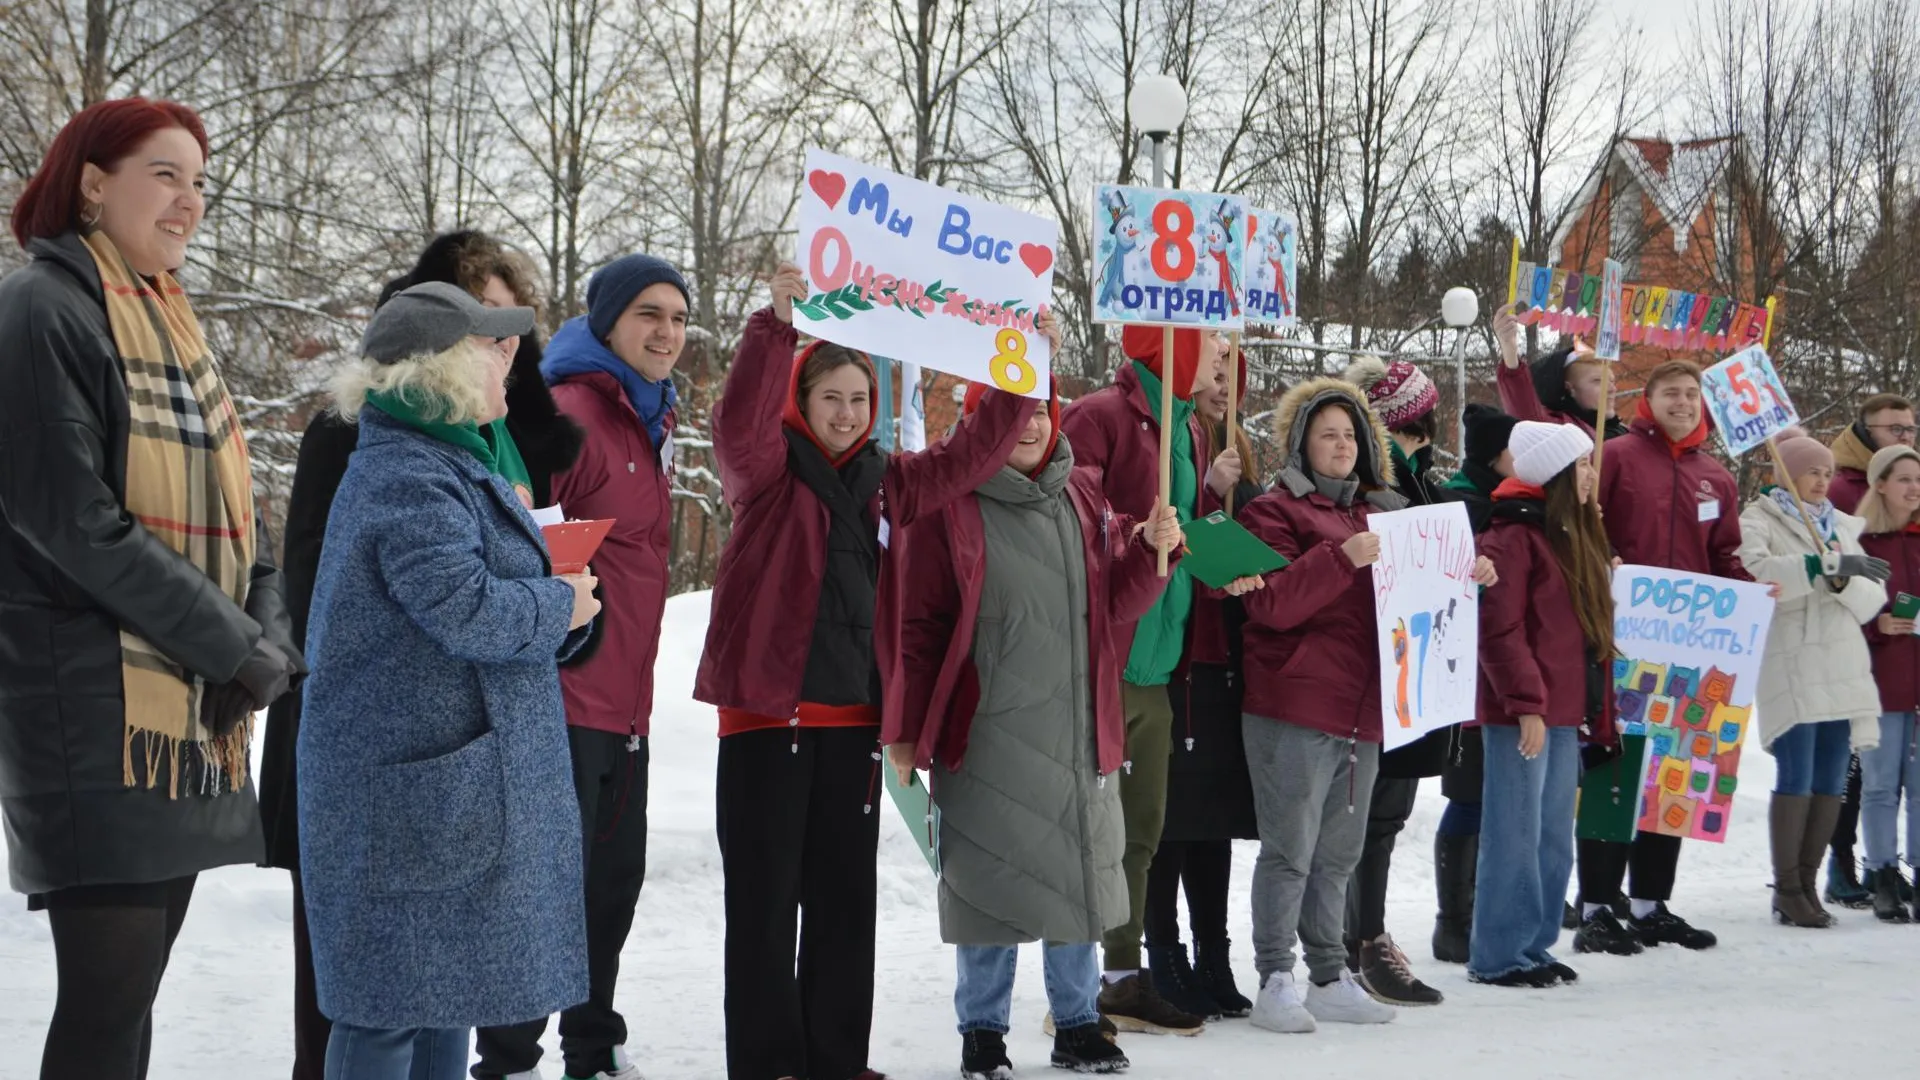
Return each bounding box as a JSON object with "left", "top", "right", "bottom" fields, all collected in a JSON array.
[
  {"left": 1475, "top": 483, "right": 1596, "bottom": 729},
  {"left": 545, "top": 373, "right": 672, "bottom": 737},
  {"left": 693, "top": 307, "right": 1033, "bottom": 722},
  {"left": 1060, "top": 363, "right": 1209, "bottom": 660},
  {"left": 1235, "top": 482, "right": 1393, "bottom": 743},
  {"left": 1861, "top": 528, "right": 1920, "bottom": 713},
  {"left": 880, "top": 462, "right": 1170, "bottom": 777},
  {"left": 1596, "top": 405, "right": 1752, "bottom": 581}
]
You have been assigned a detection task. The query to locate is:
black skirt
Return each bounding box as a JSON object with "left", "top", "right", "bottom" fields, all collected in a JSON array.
[
  {"left": 1162, "top": 664, "right": 1260, "bottom": 842},
  {"left": 1439, "top": 724, "right": 1485, "bottom": 802}
]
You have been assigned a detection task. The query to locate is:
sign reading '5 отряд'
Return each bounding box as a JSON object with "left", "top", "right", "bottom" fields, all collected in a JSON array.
[{"left": 794, "top": 148, "right": 1056, "bottom": 399}]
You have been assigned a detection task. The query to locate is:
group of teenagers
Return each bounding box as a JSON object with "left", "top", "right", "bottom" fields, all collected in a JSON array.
[{"left": 5, "top": 96, "right": 1920, "bottom": 1080}]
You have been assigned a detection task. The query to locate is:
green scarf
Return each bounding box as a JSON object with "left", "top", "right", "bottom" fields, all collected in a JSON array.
[
  {"left": 1442, "top": 471, "right": 1481, "bottom": 495},
  {"left": 1123, "top": 362, "right": 1197, "bottom": 686},
  {"left": 368, "top": 389, "right": 534, "bottom": 505}
]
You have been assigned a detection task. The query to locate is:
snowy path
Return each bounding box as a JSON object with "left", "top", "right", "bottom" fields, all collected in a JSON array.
[{"left": 4, "top": 591, "right": 1916, "bottom": 1077}]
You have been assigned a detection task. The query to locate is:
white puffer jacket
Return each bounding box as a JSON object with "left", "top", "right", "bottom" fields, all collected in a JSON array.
[{"left": 1737, "top": 496, "right": 1884, "bottom": 751}]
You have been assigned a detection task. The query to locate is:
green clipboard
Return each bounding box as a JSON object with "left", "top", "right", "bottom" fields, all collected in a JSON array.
[
  {"left": 1576, "top": 733, "right": 1650, "bottom": 842},
  {"left": 1180, "top": 511, "right": 1290, "bottom": 588},
  {"left": 885, "top": 769, "right": 940, "bottom": 874},
  {"left": 1893, "top": 592, "right": 1920, "bottom": 621}
]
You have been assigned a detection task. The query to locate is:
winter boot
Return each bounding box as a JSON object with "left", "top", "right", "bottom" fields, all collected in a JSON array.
[
  {"left": 1825, "top": 847, "right": 1873, "bottom": 908},
  {"left": 1042, "top": 1012, "right": 1118, "bottom": 1042},
  {"left": 1357, "top": 934, "right": 1443, "bottom": 1006},
  {"left": 1629, "top": 903, "right": 1718, "bottom": 949},
  {"left": 1870, "top": 867, "right": 1912, "bottom": 923},
  {"left": 1432, "top": 832, "right": 1476, "bottom": 964},
  {"left": 1096, "top": 972, "right": 1204, "bottom": 1036},
  {"left": 1900, "top": 867, "right": 1917, "bottom": 906},
  {"left": 1799, "top": 795, "right": 1844, "bottom": 926},
  {"left": 1248, "top": 970, "right": 1316, "bottom": 1034},
  {"left": 1192, "top": 939, "right": 1252, "bottom": 1018},
  {"left": 1051, "top": 1023, "right": 1130, "bottom": 1073},
  {"left": 1303, "top": 970, "right": 1397, "bottom": 1025},
  {"left": 1571, "top": 908, "right": 1644, "bottom": 956},
  {"left": 960, "top": 1030, "right": 1013, "bottom": 1080},
  {"left": 1561, "top": 901, "right": 1580, "bottom": 931},
  {"left": 1770, "top": 793, "right": 1828, "bottom": 928},
  {"left": 1146, "top": 944, "right": 1222, "bottom": 1021}
]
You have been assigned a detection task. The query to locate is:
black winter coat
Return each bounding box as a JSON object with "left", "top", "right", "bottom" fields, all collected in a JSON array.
[
  {"left": 255, "top": 234, "right": 586, "bottom": 870},
  {"left": 0, "top": 233, "right": 298, "bottom": 895}
]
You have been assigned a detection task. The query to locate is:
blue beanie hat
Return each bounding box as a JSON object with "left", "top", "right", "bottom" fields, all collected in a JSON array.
[{"left": 586, "top": 254, "right": 691, "bottom": 341}]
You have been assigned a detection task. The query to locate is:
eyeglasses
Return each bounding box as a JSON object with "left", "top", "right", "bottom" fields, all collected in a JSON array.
[{"left": 1870, "top": 423, "right": 1920, "bottom": 439}]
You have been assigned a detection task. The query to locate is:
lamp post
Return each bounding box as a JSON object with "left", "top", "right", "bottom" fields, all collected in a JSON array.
[
  {"left": 1442, "top": 286, "right": 1479, "bottom": 462},
  {"left": 1129, "top": 74, "right": 1188, "bottom": 187}
]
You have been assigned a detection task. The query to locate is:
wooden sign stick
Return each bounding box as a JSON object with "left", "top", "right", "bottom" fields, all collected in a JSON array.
[
  {"left": 1157, "top": 324, "right": 1176, "bottom": 577},
  {"left": 1591, "top": 355, "right": 1612, "bottom": 497},
  {"left": 1225, "top": 331, "right": 1241, "bottom": 518}
]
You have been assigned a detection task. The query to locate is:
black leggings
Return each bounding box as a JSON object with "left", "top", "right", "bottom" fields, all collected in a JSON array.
[
  {"left": 1143, "top": 840, "right": 1232, "bottom": 948},
  {"left": 39, "top": 875, "right": 197, "bottom": 1080}
]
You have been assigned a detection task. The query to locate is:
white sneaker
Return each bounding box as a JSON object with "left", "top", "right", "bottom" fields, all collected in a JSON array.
[
  {"left": 1249, "top": 970, "right": 1317, "bottom": 1034},
  {"left": 565, "top": 1047, "right": 646, "bottom": 1080},
  {"left": 1304, "top": 970, "right": 1397, "bottom": 1025}
]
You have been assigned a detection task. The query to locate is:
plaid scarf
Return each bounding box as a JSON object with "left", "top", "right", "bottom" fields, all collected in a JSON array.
[{"left": 82, "top": 231, "right": 257, "bottom": 797}]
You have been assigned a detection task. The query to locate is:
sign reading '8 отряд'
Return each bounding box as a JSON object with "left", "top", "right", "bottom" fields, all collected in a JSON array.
[{"left": 1090, "top": 184, "right": 1247, "bottom": 330}]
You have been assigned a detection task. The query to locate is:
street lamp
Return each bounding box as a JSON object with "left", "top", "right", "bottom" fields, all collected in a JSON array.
[
  {"left": 1442, "top": 286, "right": 1479, "bottom": 463},
  {"left": 1129, "top": 74, "right": 1188, "bottom": 187}
]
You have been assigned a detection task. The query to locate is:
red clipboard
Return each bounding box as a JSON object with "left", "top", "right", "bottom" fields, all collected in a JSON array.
[{"left": 540, "top": 519, "right": 614, "bottom": 575}]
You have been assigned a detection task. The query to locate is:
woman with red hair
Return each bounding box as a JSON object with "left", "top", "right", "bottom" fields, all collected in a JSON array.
[
  {"left": 696, "top": 262, "right": 1037, "bottom": 1080},
  {"left": 0, "top": 99, "right": 303, "bottom": 1079}
]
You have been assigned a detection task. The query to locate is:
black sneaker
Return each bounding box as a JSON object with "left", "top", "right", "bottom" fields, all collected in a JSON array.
[
  {"left": 1097, "top": 973, "right": 1203, "bottom": 1036},
  {"left": 1042, "top": 1012, "right": 1118, "bottom": 1042},
  {"left": 1572, "top": 909, "right": 1645, "bottom": 956},
  {"left": 961, "top": 1030, "right": 1013, "bottom": 1080},
  {"left": 1052, "top": 1023, "right": 1130, "bottom": 1073},
  {"left": 1468, "top": 966, "right": 1558, "bottom": 988},
  {"left": 1357, "top": 934, "right": 1443, "bottom": 1006},
  {"left": 1561, "top": 901, "right": 1580, "bottom": 931},
  {"left": 1629, "top": 904, "right": 1718, "bottom": 949},
  {"left": 1544, "top": 961, "right": 1579, "bottom": 984}
]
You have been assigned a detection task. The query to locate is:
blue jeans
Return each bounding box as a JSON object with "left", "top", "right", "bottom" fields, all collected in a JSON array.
[
  {"left": 1469, "top": 725, "right": 1577, "bottom": 980},
  {"left": 1862, "top": 712, "right": 1920, "bottom": 870},
  {"left": 954, "top": 942, "right": 1100, "bottom": 1034},
  {"left": 323, "top": 1023, "right": 468, "bottom": 1080},
  {"left": 1769, "top": 719, "right": 1852, "bottom": 796}
]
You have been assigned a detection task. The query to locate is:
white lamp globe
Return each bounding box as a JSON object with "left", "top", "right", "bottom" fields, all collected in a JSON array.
[
  {"left": 1129, "top": 74, "right": 1188, "bottom": 136},
  {"left": 1442, "top": 286, "right": 1479, "bottom": 328}
]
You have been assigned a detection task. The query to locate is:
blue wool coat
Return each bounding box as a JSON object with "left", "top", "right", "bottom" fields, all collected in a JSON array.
[{"left": 297, "top": 408, "right": 588, "bottom": 1029}]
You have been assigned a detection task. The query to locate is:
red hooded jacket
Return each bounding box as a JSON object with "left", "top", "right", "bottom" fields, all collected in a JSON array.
[
  {"left": 694, "top": 308, "right": 1034, "bottom": 728},
  {"left": 1861, "top": 527, "right": 1920, "bottom": 713},
  {"left": 1475, "top": 481, "right": 1606, "bottom": 730},
  {"left": 1596, "top": 400, "right": 1752, "bottom": 581},
  {"left": 546, "top": 372, "right": 674, "bottom": 737},
  {"left": 880, "top": 458, "right": 1172, "bottom": 776}
]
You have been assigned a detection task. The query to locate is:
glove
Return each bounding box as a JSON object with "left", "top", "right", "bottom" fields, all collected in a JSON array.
[
  {"left": 200, "top": 639, "right": 298, "bottom": 737},
  {"left": 1835, "top": 553, "right": 1893, "bottom": 584}
]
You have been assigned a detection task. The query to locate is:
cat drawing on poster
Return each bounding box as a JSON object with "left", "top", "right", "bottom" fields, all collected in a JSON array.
[{"left": 1243, "top": 208, "right": 1298, "bottom": 328}]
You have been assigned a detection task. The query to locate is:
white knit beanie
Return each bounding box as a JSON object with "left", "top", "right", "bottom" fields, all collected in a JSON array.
[{"left": 1509, "top": 420, "right": 1594, "bottom": 487}]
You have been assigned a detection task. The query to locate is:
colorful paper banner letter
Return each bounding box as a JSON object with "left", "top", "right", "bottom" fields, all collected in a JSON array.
[
  {"left": 1369, "top": 502, "right": 1480, "bottom": 751},
  {"left": 1242, "top": 208, "right": 1298, "bottom": 328},
  {"left": 1091, "top": 185, "right": 1248, "bottom": 329},
  {"left": 1578, "top": 565, "right": 1776, "bottom": 843},
  {"left": 1595, "top": 258, "right": 1625, "bottom": 361},
  {"left": 1700, "top": 346, "right": 1801, "bottom": 456},
  {"left": 796, "top": 148, "right": 1056, "bottom": 398}
]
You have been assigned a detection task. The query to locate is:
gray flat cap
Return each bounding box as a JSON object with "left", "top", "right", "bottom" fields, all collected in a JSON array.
[{"left": 362, "top": 280, "right": 536, "bottom": 364}]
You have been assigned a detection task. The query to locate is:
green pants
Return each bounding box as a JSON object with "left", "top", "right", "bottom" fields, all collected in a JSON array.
[{"left": 1102, "top": 681, "right": 1174, "bottom": 971}]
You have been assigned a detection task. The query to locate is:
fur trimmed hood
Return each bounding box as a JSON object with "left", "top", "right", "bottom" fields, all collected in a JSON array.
[{"left": 1270, "top": 376, "right": 1405, "bottom": 509}]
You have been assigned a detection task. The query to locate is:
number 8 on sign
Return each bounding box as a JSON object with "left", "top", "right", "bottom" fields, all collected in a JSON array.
[
  {"left": 989, "top": 328, "right": 1037, "bottom": 395},
  {"left": 1150, "top": 200, "right": 1197, "bottom": 280}
]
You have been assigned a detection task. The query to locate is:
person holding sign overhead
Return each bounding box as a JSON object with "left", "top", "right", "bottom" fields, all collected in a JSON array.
[
  {"left": 1232, "top": 378, "right": 1495, "bottom": 1035},
  {"left": 1736, "top": 429, "right": 1888, "bottom": 929},
  {"left": 1855, "top": 443, "right": 1920, "bottom": 923},
  {"left": 881, "top": 380, "right": 1190, "bottom": 1079},
  {"left": 697, "top": 264, "right": 1037, "bottom": 1080},
  {"left": 1059, "top": 324, "right": 1226, "bottom": 1037},
  {"left": 1491, "top": 302, "right": 1628, "bottom": 442},
  {"left": 1469, "top": 421, "right": 1617, "bottom": 988},
  {"left": 1575, "top": 361, "right": 1769, "bottom": 957}
]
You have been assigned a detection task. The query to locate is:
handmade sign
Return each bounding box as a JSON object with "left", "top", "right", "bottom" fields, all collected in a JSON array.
[
  {"left": 1090, "top": 184, "right": 1247, "bottom": 329},
  {"left": 1370, "top": 502, "right": 1480, "bottom": 751},
  {"left": 1700, "top": 346, "right": 1799, "bottom": 456},
  {"left": 796, "top": 148, "right": 1055, "bottom": 399},
  {"left": 1579, "top": 566, "right": 1777, "bottom": 844},
  {"left": 1594, "top": 258, "right": 1625, "bottom": 361},
  {"left": 1505, "top": 254, "right": 1774, "bottom": 352},
  {"left": 1241, "top": 207, "right": 1298, "bottom": 327}
]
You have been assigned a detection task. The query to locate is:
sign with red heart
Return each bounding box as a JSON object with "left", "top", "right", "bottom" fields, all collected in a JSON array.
[{"left": 794, "top": 147, "right": 1058, "bottom": 399}]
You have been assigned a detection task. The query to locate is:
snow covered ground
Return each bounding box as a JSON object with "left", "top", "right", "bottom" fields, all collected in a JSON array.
[{"left": 4, "top": 590, "right": 1917, "bottom": 1078}]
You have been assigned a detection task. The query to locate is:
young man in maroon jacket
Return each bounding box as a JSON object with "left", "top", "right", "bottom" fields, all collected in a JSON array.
[
  {"left": 1572, "top": 360, "right": 1777, "bottom": 958},
  {"left": 472, "top": 255, "right": 690, "bottom": 1080}
]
